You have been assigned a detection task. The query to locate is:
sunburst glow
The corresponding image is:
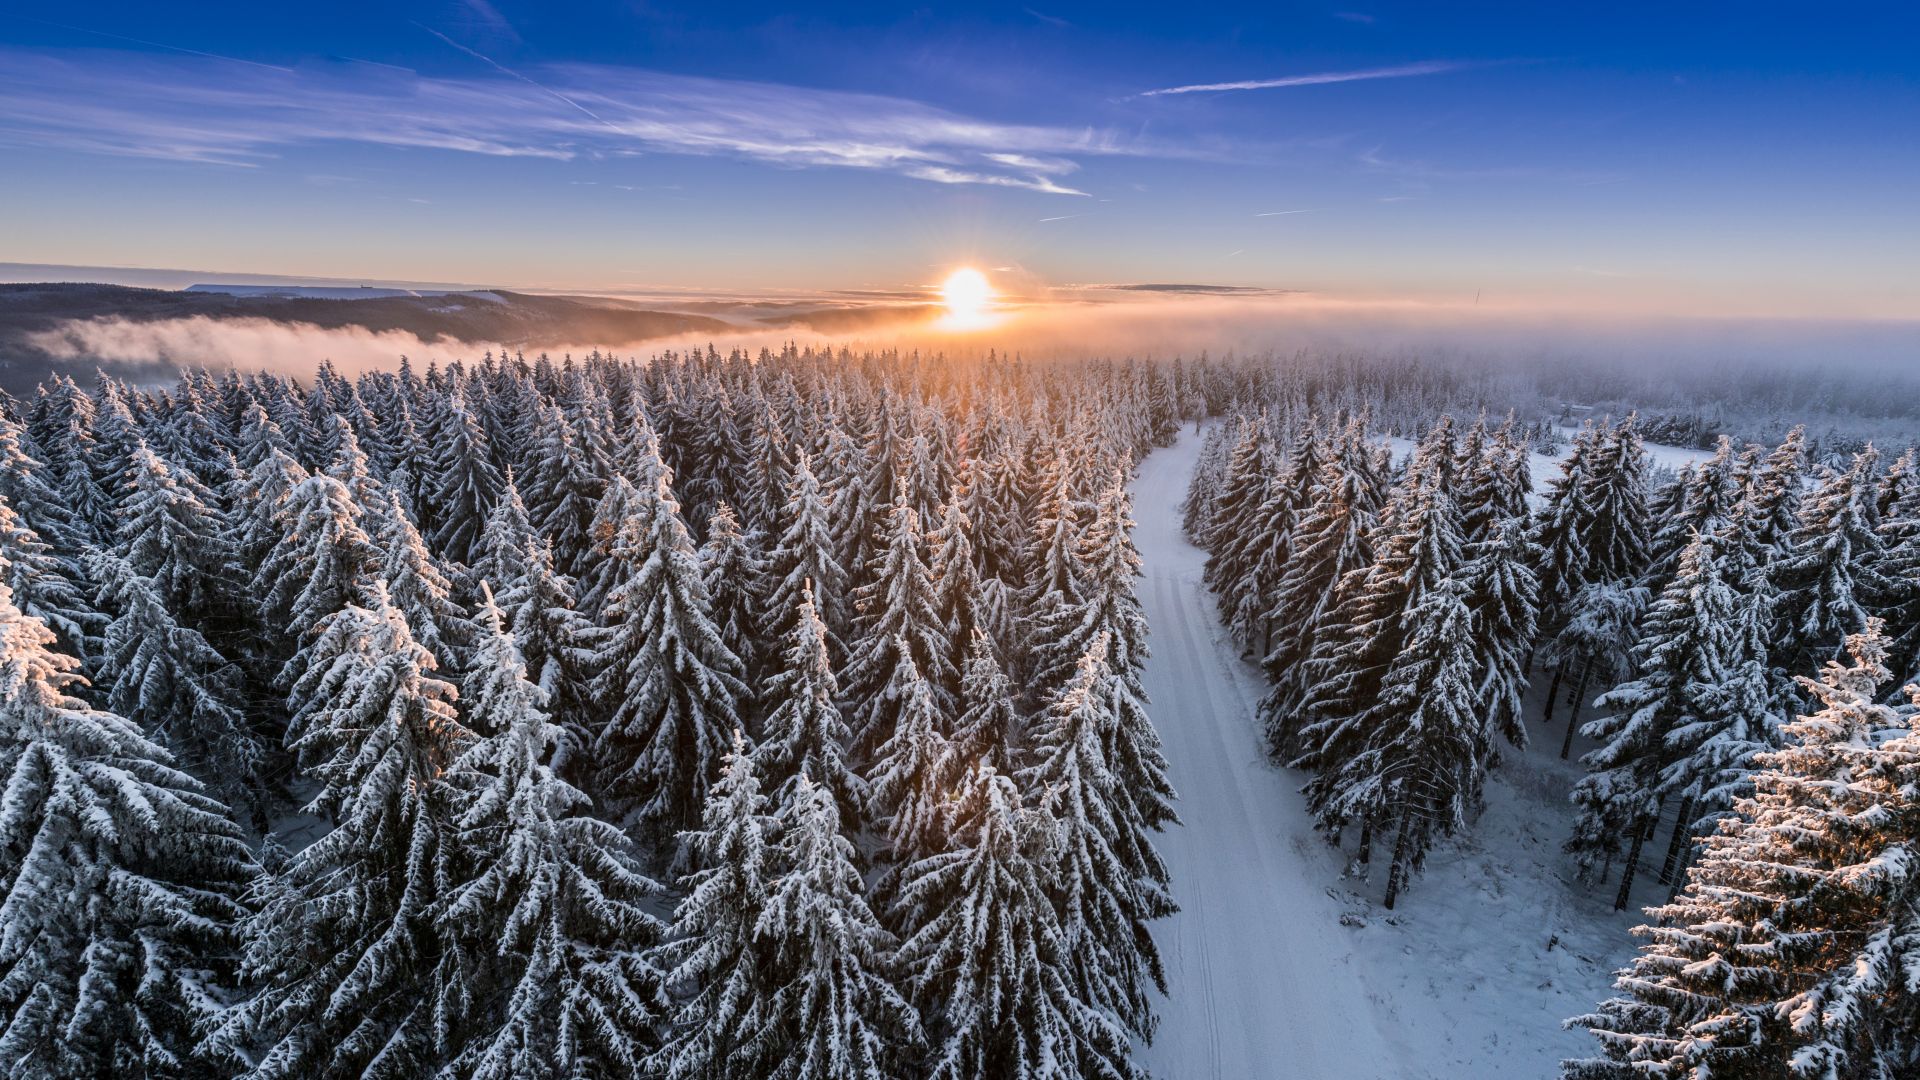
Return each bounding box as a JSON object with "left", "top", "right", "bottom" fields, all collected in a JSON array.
[{"left": 939, "top": 267, "right": 995, "bottom": 329}]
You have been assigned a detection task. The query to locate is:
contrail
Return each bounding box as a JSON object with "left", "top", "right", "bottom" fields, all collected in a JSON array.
[
  {"left": 413, "top": 22, "right": 622, "bottom": 133},
  {"left": 1143, "top": 60, "right": 1467, "bottom": 97}
]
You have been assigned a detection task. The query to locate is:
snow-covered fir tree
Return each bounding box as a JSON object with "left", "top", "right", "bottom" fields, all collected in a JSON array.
[
  {"left": 754, "top": 582, "right": 868, "bottom": 822},
  {"left": 212, "top": 582, "right": 471, "bottom": 1078},
  {"left": 0, "top": 490, "right": 99, "bottom": 663},
  {"left": 753, "top": 775, "right": 924, "bottom": 1079},
  {"left": 950, "top": 630, "right": 1020, "bottom": 774},
  {"left": 652, "top": 732, "right": 781, "bottom": 1080},
  {"left": 843, "top": 478, "right": 953, "bottom": 757},
  {"left": 866, "top": 648, "right": 953, "bottom": 865},
  {"left": 764, "top": 449, "right": 850, "bottom": 654},
  {"left": 1019, "top": 635, "right": 1165, "bottom": 1040},
  {"left": 0, "top": 556, "right": 255, "bottom": 1077},
  {"left": 437, "top": 590, "right": 667, "bottom": 1079},
  {"left": 698, "top": 501, "right": 769, "bottom": 688},
  {"left": 1305, "top": 580, "right": 1486, "bottom": 908},
  {"left": 474, "top": 473, "right": 595, "bottom": 723},
  {"left": 1567, "top": 531, "right": 1778, "bottom": 908},
  {"left": 1772, "top": 447, "right": 1890, "bottom": 680},
  {"left": 589, "top": 423, "right": 745, "bottom": 839},
  {"left": 892, "top": 765, "right": 1147, "bottom": 1080},
  {"left": 1563, "top": 623, "right": 1919, "bottom": 1078},
  {"left": 87, "top": 547, "right": 265, "bottom": 815}
]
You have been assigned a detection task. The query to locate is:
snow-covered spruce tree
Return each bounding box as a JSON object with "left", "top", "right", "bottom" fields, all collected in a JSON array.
[
  {"left": 765, "top": 449, "right": 850, "bottom": 656},
  {"left": 321, "top": 415, "right": 384, "bottom": 512},
  {"left": 578, "top": 473, "right": 640, "bottom": 619},
  {"left": 254, "top": 472, "right": 377, "bottom": 644},
  {"left": 1531, "top": 420, "right": 1602, "bottom": 614},
  {"left": 428, "top": 388, "right": 504, "bottom": 566},
  {"left": 699, "top": 502, "right": 770, "bottom": 690},
  {"left": 0, "top": 556, "right": 255, "bottom": 1077},
  {"left": 1256, "top": 425, "right": 1380, "bottom": 756},
  {"left": 1308, "top": 580, "right": 1485, "bottom": 909},
  {"left": 522, "top": 397, "right": 604, "bottom": 580},
  {"left": 1579, "top": 415, "right": 1653, "bottom": 588},
  {"left": 117, "top": 441, "right": 236, "bottom": 627},
  {"left": 1179, "top": 421, "right": 1232, "bottom": 541},
  {"left": 368, "top": 486, "right": 476, "bottom": 681},
  {"left": 1018, "top": 635, "right": 1165, "bottom": 1041},
  {"left": 0, "top": 411, "right": 84, "bottom": 556},
  {"left": 210, "top": 582, "right": 471, "bottom": 1078},
  {"left": 229, "top": 402, "right": 311, "bottom": 548},
  {"left": 752, "top": 774, "right": 924, "bottom": 1080},
  {"left": 1772, "top": 447, "right": 1890, "bottom": 680},
  {"left": 1230, "top": 421, "right": 1320, "bottom": 655},
  {"left": 867, "top": 648, "right": 953, "bottom": 866},
  {"left": 588, "top": 423, "right": 746, "bottom": 840},
  {"left": 1562, "top": 623, "right": 1920, "bottom": 1079},
  {"left": 1027, "top": 472, "right": 1147, "bottom": 704},
  {"left": 86, "top": 547, "right": 265, "bottom": 815},
  {"left": 1644, "top": 436, "right": 1740, "bottom": 592},
  {"left": 0, "top": 490, "right": 100, "bottom": 663},
  {"left": 928, "top": 487, "right": 984, "bottom": 698},
  {"left": 437, "top": 590, "right": 667, "bottom": 1079},
  {"left": 1017, "top": 466, "right": 1084, "bottom": 646},
  {"left": 474, "top": 473, "right": 595, "bottom": 723},
  {"left": 1457, "top": 514, "right": 1541, "bottom": 757},
  {"left": 844, "top": 478, "right": 955, "bottom": 758},
  {"left": 1293, "top": 431, "right": 1465, "bottom": 799},
  {"left": 964, "top": 449, "right": 1026, "bottom": 585},
  {"left": 652, "top": 732, "right": 781, "bottom": 1080},
  {"left": 1540, "top": 578, "right": 1650, "bottom": 757},
  {"left": 755, "top": 582, "right": 868, "bottom": 823},
  {"left": 1567, "top": 531, "right": 1774, "bottom": 908},
  {"left": 1199, "top": 416, "right": 1272, "bottom": 602},
  {"left": 951, "top": 630, "right": 1019, "bottom": 775},
  {"left": 1880, "top": 471, "right": 1920, "bottom": 689},
  {"left": 892, "top": 764, "right": 1146, "bottom": 1080},
  {"left": 1738, "top": 425, "right": 1808, "bottom": 563}
]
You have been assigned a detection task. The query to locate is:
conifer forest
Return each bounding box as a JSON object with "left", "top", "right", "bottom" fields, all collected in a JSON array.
[{"left": 0, "top": 345, "right": 1914, "bottom": 1080}]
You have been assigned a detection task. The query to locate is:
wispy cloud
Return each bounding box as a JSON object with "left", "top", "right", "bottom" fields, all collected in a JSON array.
[
  {"left": 0, "top": 46, "right": 1164, "bottom": 194},
  {"left": 1025, "top": 8, "right": 1071, "bottom": 28},
  {"left": 1333, "top": 12, "right": 1377, "bottom": 24},
  {"left": 1141, "top": 60, "right": 1469, "bottom": 97},
  {"left": 1037, "top": 213, "right": 1088, "bottom": 222},
  {"left": 1255, "top": 209, "right": 1318, "bottom": 217}
]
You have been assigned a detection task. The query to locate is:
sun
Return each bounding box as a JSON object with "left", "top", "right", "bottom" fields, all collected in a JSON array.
[{"left": 939, "top": 267, "right": 995, "bottom": 328}]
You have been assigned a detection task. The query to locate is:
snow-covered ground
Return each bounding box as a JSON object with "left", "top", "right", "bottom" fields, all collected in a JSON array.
[{"left": 1132, "top": 425, "right": 1643, "bottom": 1080}]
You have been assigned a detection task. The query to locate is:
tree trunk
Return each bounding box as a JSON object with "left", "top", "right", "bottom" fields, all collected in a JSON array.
[
  {"left": 1613, "top": 818, "right": 1648, "bottom": 911},
  {"left": 1560, "top": 658, "right": 1594, "bottom": 760},
  {"left": 1383, "top": 815, "right": 1413, "bottom": 910},
  {"left": 1567, "top": 654, "right": 1592, "bottom": 706},
  {"left": 1658, "top": 797, "right": 1694, "bottom": 885},
  {"left": 1543, "top": 662, "right": 1565, "bottom": 723},
  {"left": 1356, "top": 817, "right": 1374, "bottom": 871},
  {"left": 1665, "top": 847, "right": 1695, "bottom": 905},
  {"left": 1559, "top": 699, "right": 1580, "bottom": 760}
]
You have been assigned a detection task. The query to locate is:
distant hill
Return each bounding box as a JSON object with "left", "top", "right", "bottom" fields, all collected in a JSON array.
[{"left": 0, "top": 282, "right": 736, "bottom": 393}]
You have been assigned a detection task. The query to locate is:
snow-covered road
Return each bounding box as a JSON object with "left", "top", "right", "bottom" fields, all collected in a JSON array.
[{"left": 1132, "top": 426, "right": 1406, "bottom": 1080}]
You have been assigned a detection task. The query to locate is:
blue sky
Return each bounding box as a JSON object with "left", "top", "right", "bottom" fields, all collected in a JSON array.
[{"left": 2, "top": 2, "right": 1916, "bottom": 315}]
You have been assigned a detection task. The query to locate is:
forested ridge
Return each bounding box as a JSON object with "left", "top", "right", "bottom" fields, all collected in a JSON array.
[
  {"left": 1184, "top": 363, "right": 1920, "bottom": 1078},
  {"left": 0, "top": 346, "right": 1201, "bottom": 1078}
]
